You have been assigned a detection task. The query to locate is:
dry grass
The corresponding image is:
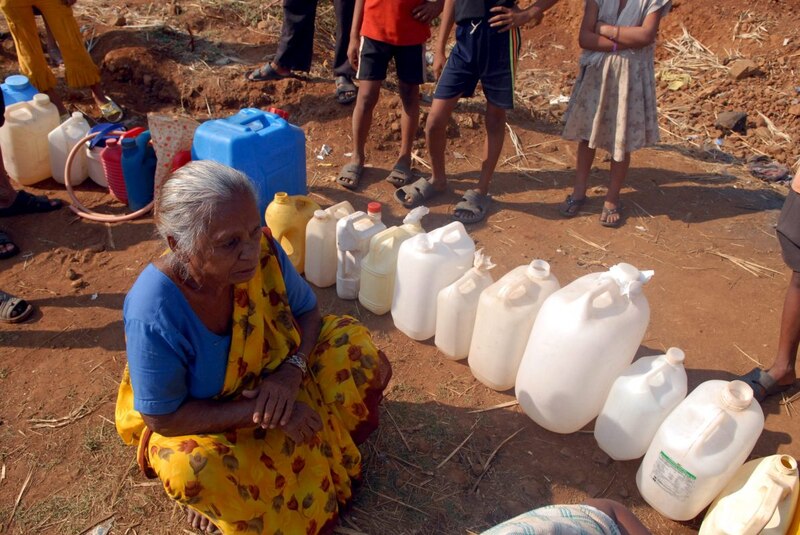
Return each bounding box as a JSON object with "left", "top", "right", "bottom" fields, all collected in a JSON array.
[{"left": 659, "top": 27, "right": 725, "bottom": 75}]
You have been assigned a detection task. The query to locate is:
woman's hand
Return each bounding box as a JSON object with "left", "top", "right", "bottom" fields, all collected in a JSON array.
[
  {"left": 433, "top": 50, "right": 447, "bottom": 80},
  {"left": 412, "top": 0, "right": 443, "bottom": 23},
  {"left": 489, "top": 5, "right": 539, "bottom": 32},
  {"left": 243, "top": 365, "right": 303, "bottom": 429},
  {"left": 348, "top": 39, "right": 360, "bottom": 71},
  {"left": 282, "top": 401, "right": 323, "bottom": 444},
  {"left": 595, "top": 21, "right": 616, "bottom": 40}
]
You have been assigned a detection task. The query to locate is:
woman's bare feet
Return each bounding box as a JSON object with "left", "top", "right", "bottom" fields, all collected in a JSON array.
[{"left": 186, "top": 508, "right": 219, "bottom": 533}]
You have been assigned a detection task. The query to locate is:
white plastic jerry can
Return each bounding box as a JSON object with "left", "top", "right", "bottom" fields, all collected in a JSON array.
[
  {"left": 305, "top": 201, "right": 354, "bottom": 288},
  {"left": 336, "top": 203, "right": 386, "bottom": 299},
  {"left": 515, "top": 263, "right": 652, "bottom": 434},
  {"left": 0, "top": 94, "right": 60, "bottom": 185},
  {"left": 434, "top": 249, "right": 496, "bottom": 360},
  {"left": 359, "top": 206, "right": 428, "bottom": 315},
  {"left": 392, "top": 221, "right": 475, "bottom": 341},
  {"left": 48, "top": 111, "right": 90, "bottom": 185},
  {"left": 468, "top": 259, "right": 560, "bottom": 390},
  {"left": 637, "top": 380, "right": 765, "bottom": 522},
  {"left": 701, "top": 454, "right": 799, "bottom": 535},
  {"left": 594, "top": 347, "right": 688, "bottom": 461}
]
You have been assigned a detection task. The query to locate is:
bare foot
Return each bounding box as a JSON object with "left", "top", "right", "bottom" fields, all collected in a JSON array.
[
  {"left": 282, "top": 401, "right": 322, "bottom": 444},
  {"left": 186, "top": 508, "right": 219, "bottom": 533}
]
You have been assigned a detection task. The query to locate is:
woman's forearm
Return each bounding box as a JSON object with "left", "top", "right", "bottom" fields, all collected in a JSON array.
[
  {"left": 436, "top": 0, "right": 457, "bottom": 54},
  {"left": 142, "top": 398, "right": 255, "bottom": 437},
  {"left": 295, "top": 306, "right": 322, "bottom": 360},
  {"left": 579, "top": 30, "right": 618, "bottom": 51},
  {"left": 601, "top": 24, "right": 657, "bottom": 48}
]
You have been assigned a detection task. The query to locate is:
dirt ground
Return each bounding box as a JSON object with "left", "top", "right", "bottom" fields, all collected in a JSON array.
[{"left": 1, "top": 0, "right": 799, "bottom": 533}]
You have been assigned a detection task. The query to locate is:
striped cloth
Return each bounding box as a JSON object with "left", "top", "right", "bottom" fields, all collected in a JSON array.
[{"left": 481, "top": 505, "right": 622, "bottom": 535}]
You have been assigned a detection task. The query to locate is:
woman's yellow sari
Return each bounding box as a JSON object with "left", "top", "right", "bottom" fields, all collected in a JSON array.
[{"left": 115, "top": 234, "right": 390, "bottom": 535}]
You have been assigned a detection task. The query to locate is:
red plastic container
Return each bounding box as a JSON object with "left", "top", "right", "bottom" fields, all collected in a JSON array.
[
  {"left": 101, "top": 127, "right": 145, "bottom": 204},
  {"left": 170, "top": 150, "right": 191, "bottom": 172}
]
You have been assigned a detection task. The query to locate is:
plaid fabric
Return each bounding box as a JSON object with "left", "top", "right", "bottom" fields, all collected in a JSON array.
[{"left": 482, "top": 505, "right": 622, "bottom": 535}]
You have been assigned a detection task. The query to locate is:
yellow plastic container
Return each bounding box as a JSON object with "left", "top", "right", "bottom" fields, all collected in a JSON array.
[
  {"left": 790, "top": 493, "right": 800, "bottom": 535},
  {"left": 265, "top": 192, "right": 320, "bottom": 273},
  {"left": 701, "top": 454, "right": 799, "bottom": 535},
  {"left": 0, "top": 94, "right": 59, "bottom": 185}
]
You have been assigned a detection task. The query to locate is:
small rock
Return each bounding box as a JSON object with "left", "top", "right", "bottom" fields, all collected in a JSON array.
[
  {"left": 112, "top": 14, "right": 127, "bottom": 26},
  {"left": 592, "top": 450, "right": 612, "bottom": 466},
  {"left": 715, "top": 111, "right": 748, "bottom": 134},
  {"left": 729, "top": 59, "right": 759, "bottom": 80},
  {"left": 257, "top": 20, "right": 269, "bottom": 30},
  {"left": 789, "top": 104, "right": 800, "bottom": 117},
  {"left": 66, "top": 268, "right": 80, "bottom": 281}
]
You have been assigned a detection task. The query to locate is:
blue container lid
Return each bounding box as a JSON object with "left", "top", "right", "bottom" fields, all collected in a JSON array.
[
  {"left": 4, "top": 75, "right": 31, "bottom": 90},
  {"left": 88, "top": 122, "right": 124, "bottom": 149}
]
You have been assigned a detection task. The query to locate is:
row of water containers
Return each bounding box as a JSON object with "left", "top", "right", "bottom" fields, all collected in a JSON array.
[{"left": 265, "top": 194, "right": 799, "bottom": 531}]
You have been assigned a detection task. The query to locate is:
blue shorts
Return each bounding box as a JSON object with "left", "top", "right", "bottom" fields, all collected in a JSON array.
[{"left": 433, "top": 20, "right": 520, "bottom": 109}]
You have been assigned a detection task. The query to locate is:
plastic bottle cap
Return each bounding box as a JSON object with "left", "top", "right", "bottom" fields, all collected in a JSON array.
[
  {"left": 527, "top": 259, "right": 551, "bottom": 279},
  {"left": 774, "top": 455, "right": 798, "bottom": 476},
  {"left": 614, "top": 263, "right": 641, "bottom": 282},
  {"left": 314, "top": 209, "right": 328, "bottom": 219},
  {"left": 71, "top": 111, "right": 83, "bottom": 119},
  {"left": 367, "top": 202, "right": 382, "bottom": 214},
  {"left": 664, "top": 347, "right": 685, "bottom": 365},
  {"left": 32, "top": 93, "right": 50, "bottom": 105},
  {"left": 273, "top": 192, "right": 289, "bottom": 203},
  {"left": 5, "top": 75, "right": 30, "bottom": 90},
  {"left": 267, "top": 107, "right": 290, "bottom": 120},
  {"left": 721, "top": 380, "right": 754, "bottom": 411}
]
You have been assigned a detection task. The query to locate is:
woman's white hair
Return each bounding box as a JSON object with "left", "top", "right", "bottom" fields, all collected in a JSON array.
[{"left": 155, "top": 160, "right": 257, "bottom": 266}]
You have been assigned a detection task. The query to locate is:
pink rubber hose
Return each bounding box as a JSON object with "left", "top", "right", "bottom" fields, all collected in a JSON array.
[{"left": 63, "top": 131, "right": 155, "bottom": 222}]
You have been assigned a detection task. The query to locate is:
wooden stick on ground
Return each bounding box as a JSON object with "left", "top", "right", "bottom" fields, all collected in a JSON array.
[
  {"left": 436, "top": 431, "right": 474, "bottom": 470},
  {"left": 4, "top": 468, "right": 34, "bottom": 531},
  {"left": 472, "top": 427, "right": 526, "bottom": 493},
  {"left": 383, "top": 406, "right": 411, "bottom": 452},
  {"left": 468, "top": 400, "right": 518, "bottom": 414}
]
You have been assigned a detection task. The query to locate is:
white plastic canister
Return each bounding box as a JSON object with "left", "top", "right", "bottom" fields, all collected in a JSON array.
[
  {"left": 468, "top": 259, "right": 560, "bottom": 390},
  {"left": 435, "top": 249, "right": 496, "bottom": 360},
  {"left": 515, "top": 263, "right": 653, "bottom": 434},
  {"left": 359, "top": 206, "right": 428, "bottom": 315},
  {"left": 305, "top": 201, "right": 354, "bottom": 288},
  {"left": 700, "top": 454, "right": 799, "bottom": 535},
  {"left": 594, "top": 347, "right": 688, "bottom": 461},
  {"left": 336, "top": 203, "right": 386, "bottom": 299},
  {"left": 0, "top": 94, "right": 60, "bottom": 185},
  {"left": 392, "top": 221, "right": 475, "bottom": 341},
  {"left": 637, "top": 380, "right": 765, "bottom": 521},
  {"left": 48, "top": 112, "right": 90, "bottom": 185}
]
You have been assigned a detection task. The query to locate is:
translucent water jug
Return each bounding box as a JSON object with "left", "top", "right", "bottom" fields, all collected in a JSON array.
[
  {"left": 637, "top": 380, "right": 765, "bottom": 521},
  {"left": 192, "top": 108, "right": 306, "bottom": 223},
  {"left": 1, "top": 75, "right": 38, "bottom": 105},
  {"left": 48, "top": 112, "right": 90, "bottom": 185},
  {"left": 515, "top": 263, "right": 653, "bottom": 434},
  {"left": 595, "top": 347, "right": 688, "bottom": 461},
  {"left": 121, "top": 131, "right": 157, "bottom": 211},
  {"left": 265, "top": 193, "right": 320, "bottom": 273},
  {"left": 0, "top": 94, "right": 59, "bottom": 185},
  {"left": 435, "top": 249, "right": 496, "bottom": 360},
  {"left": 336, "top": 203, "right": 386, "bottom": 299},
  {"left": 701, "top": 455, "right": 799, "bottom": 535},
  {"left": 392, "top": 221, "right": 476, "bottom": 341},
  {"left": 359, "top": 206, "right": 429, "bottom": 315},
  {"left": 305, "top": 201, "right": 354, "bottom": 288},
  {"left": 468, "top": 260, "right": 560, "bottom": 390}
]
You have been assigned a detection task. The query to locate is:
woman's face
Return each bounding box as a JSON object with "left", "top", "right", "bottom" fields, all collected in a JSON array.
[{"left": 187, "top": 191, "right": 262, "bottom": 287}]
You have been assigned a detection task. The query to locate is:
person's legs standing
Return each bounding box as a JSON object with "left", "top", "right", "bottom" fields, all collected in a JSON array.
[
  {"left": 602, "top": 152, "right": 630, "bottom": 225},
  {"left": 1, "top": 3, "right": 58, "bottom": 97},
  {"left": 475, "top": 101, "right": 505, "bottom": 197},
  {"left": 350, "top": 80, "right": 381, "bottom": 170},
  {"left": 569, "top": 140, "right": 596, "bottom": 202},
  {"left": 424, "top": 96, "right": 460, "bottom": 192},
  {"left": 394, "top": 43, "right": 424, "bottom": 172},
  {"left": 768, "top": 271, "right": 800, "bottom": 387},
  {"left": 333, "top": 0, "right": 355, "bottom": 78},
  {"left": 273, "top": 0, "right": 318, "bottom": 73}
]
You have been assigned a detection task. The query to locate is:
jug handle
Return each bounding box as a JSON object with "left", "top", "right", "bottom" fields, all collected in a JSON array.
[
  {"left": 497, "top": 280, "right": 522, "bottom": 300},
  {"left": 230, "top": 112, "right": 275, "bottom": 131},
  {"left": 580, "top": 279, "right": 617, "bottom": 320},
  {"left": 686, "top": 409, "right": 726, "bottom": 456},
  {"left": 88, "top": 123, "right": 124, "bottom": 149},
  {"left": 736, "top": 478, "right": 792, "bottom": 534},
  {"left": 440, "top": 222, "right": 467, "bottom": 244}
]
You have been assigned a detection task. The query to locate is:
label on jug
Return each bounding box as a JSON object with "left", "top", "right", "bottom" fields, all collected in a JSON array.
[{"left": 652, "top": 451, "right": 697, "bottom": 501}]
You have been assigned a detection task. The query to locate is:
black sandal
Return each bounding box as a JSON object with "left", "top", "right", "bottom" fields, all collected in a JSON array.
[
  {"left": 247, "top": 63, "right": 289, "bottom": 82},
  {"left": 335, "top": 75, "right": 357, "bottom": 105},
  {"left": 0, "top": 191, "right": 63, "bottom": 218},
  {"left": 558, "top": 194, "right": 586, "bottom": 218},
  {"left": 0, "top": 230, "right": 19, "bottom": 260},
  {"left": 0, "top": 290, "right": 33, "bottom": 324}
]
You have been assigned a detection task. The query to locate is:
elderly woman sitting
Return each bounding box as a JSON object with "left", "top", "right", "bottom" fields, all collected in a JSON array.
[{"left": 115, "top": 161, "right": 392, "bottom": 534}]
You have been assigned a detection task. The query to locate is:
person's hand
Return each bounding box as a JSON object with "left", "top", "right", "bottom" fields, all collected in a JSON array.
[
  {"left": 488, "top": 5, "right": 538, "bottom": 32},
  {"left": 282, "top": 401, "right": 322, "bottom": 444},
  {"left": 348, "top": 39, "right": 360, "bottom": 72},
  {"left": 433, "top": 50, "right": 446, "bottom": 80},
  {"left": 412, "top": 0, "right": 442, "bottom": 24},
  {"left": 595, "top": 21, "right": 615, "bottom": 39},
  {"left": 242, "top": 365, "right": 303, "bottom": 429}
]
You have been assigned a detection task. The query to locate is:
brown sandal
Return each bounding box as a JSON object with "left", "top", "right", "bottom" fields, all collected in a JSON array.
[{"left": 558, "top": 194, "right": 586, "bottom": 217}]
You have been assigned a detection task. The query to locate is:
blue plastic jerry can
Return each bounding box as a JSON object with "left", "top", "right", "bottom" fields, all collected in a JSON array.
[
  {"left": 1, "top": 75, "right": 38, "bottom": 106},
  {"left": 121, "top": 130, "right": 157, "bottom": 211},
  {"left": 191, "top": 108, "right": 306, "bottom": 222}
]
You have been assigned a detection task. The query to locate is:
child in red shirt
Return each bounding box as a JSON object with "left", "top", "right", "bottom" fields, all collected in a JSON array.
[{"left": 336, "top": 0, "right": 441, "bottom": 190}]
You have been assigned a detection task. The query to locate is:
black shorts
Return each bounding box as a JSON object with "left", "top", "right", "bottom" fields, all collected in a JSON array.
[
  {"left": 356, "top": 36, "right": 425, "bottom": 85},
  {"left": 434, "top": 20, "right": 520, "bottom": 109},
  {"left": 778, "top": 188, "right": 800, "bottom": 272}
]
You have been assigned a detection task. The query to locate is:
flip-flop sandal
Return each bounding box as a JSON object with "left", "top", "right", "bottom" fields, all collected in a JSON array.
[
  {"left": 394, "top": 177, "right": 442, "bottom": 209},
  {"left": 0, "top": 191, "right": 63, "bottom": 218},
  {"left": 0, "top": 290, "right": 33, "bottom": 324},
  {"left": 247, "top": 63, "right": 289, "bottom": 82},
  {"left": 738, "top": 367, "right": 793, "bottom": 402},
  {"left": 747, "top": 156, "right": 791, "bottom": 182},
  {"left": 600, "top": 203, "right": 624, "bottom": 228},
  {"left": 0, "top": 230, "right": 19, "bottom": 260},
  {"left": 559, "top": 194, "right": 586, "bottom": 218},
  {"left": 335, "top": 75, "right": 358, "bottom": 105},
  {"left": 99, "top": 97, "right": 124, "bottom": 122},
  {"left": 452, "top": 189, "right": 491, "bottom": 224},
  {"left": 336, "top": 162, "right": 364, "bottom": 190},
  {"left": 385, "top": 162, "right": 415, "bottom": 187}
]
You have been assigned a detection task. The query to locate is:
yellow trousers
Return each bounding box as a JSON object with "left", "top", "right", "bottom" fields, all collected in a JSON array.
[{"left": 0, "top": 0, "right": 100, "bottom": 92}]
